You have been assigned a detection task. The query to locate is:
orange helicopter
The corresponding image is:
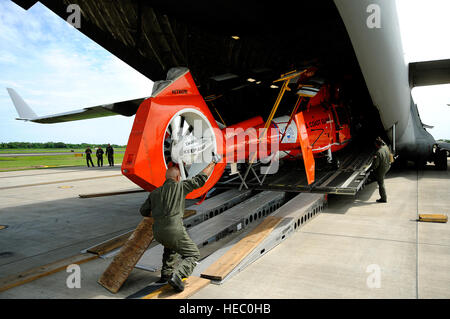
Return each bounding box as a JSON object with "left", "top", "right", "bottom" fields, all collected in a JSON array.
[{"left": 121, "top": 67, "right": 352, "bottom": 199}]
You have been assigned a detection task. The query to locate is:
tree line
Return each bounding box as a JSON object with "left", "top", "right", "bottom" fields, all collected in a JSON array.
[{"left": 0, "top": 142, "right": 126, "bottom": 149}]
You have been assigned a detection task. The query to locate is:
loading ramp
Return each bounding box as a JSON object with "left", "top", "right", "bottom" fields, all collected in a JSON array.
[
  {"left": 197, "top": 193, "right": 326, "bottom": 284},
  {"left": 126, "top": 192, "right": 326, "bottom": 298},
  {"left": 216, "top": 145, "right": 375, "bottom": 196},
  {"left": 133, "top": 191, "right": 285, "bottom": 272}
]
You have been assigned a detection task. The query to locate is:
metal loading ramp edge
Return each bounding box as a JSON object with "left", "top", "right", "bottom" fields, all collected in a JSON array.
[
  {"left": 199, "top": 193, "right": 327, "bottom": 285},
  {"left": 184, "top": 189, "right": 253, "bottom": 229},
  {"left": 134, "top": 191, "right": 285, "bottom": 272}
]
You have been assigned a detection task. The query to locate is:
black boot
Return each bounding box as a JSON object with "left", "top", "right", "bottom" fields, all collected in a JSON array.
[
  {"left": 156, "top": 274, "right": 171, "bottom": 284},
  {"left": 168, "top": 273, "right": 185, "bottom": 292}
]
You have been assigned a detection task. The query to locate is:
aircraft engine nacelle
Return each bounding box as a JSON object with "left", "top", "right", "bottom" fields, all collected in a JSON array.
[{"left": 121, "top": 67, "right": 226, "bottom": 199}]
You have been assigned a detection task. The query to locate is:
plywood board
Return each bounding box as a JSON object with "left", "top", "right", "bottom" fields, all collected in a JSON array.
[
  {"left": 87, "top": 231, "right": 133, "bottom": 256},
  {"left": 140, "top": 276, "right": 210, "bottom": 299},
  {"left": 98, "top": 217, "right": 154, "bottom": 293},
  {"left": 419, "top": 214, "right": 448, "bottom": 223}
]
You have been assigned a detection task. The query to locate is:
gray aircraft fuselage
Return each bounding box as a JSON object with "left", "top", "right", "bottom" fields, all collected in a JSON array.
[{"left": 335, "top": 0, "right": 437, "bottom": 163}]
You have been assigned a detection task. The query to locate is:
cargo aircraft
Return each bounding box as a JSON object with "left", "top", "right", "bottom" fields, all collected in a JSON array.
[{"left": 6, "top": 0, "right": 450, "bottom": 199}]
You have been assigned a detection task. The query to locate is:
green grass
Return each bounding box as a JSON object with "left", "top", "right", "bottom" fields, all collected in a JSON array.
[
  {"left": 0, "top": 148, "right": 126, "bottom": 154},
  {"left": 0, "top": 153, "right": 125, "bottom": 171}
]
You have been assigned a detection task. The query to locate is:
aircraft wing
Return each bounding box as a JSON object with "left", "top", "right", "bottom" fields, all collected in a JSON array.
[
  {"left": 409, "top": 59, "right": 450, "bottom": 87},
  {"left": 437, "top": 141, "right": 450, "bottom": 152},
  {"left": 6, "top": 88, "right": 146, "bottom": 124}
]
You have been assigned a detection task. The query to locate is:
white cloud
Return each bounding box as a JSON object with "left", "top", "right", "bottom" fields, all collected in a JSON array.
[
  {"left": 0, "top": 50, "right": 17, "bottom": 63},
  {"left": 412, "top": 84, "right": 450, "bottom": 140},
  {"left": 0, "top": 79, "right": 23, "bottom": 88},
  {"left": 0, "top": 1, "right": 153, "bottom": 144},
  {"left": 397, "top": 0, "right": 450, "bottom": 63}
]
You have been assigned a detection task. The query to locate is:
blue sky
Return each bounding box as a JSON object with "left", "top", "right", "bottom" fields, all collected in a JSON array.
[
  {"left": 0, "top": 0, "right": 449, "bottom": 145},
  {"left": 0, "top": 0, "right": 153, "bottom": 145}
]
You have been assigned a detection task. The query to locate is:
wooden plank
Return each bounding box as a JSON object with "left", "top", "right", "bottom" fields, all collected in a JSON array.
[
  {"left": 87, "top": 231, "right": 133, "bottom": 256},
  {"left": 79, "top": 189, "right": 145, "bottom": 198},
  {"left": 126, "top": 282, "right": 168, "bottom": 299},
  {"left": 419, "top": 214, "right": 448, "bottom": 223},
  {"left": 98, "top": 217, "right": 154, "bottom": 294},
  {"left": 183, "top": 209, "right": 197, "bottom": 219},
  {"left": 141, "top": 276, "right": 210, "bottom": 299},
  {"left": 0, "top": 253, "right": 98, "bottom": 293},
  {"left": 201, "top": 216, "right": 282, "bottom": 281}
]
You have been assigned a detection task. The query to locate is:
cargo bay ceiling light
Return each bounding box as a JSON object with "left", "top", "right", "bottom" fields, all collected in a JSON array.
[
  {"left": 231, "top": 35, "right": 240, "bottom": 40},
  {"left": 247, "top": 78, "right": 256, "bottom": 82}
]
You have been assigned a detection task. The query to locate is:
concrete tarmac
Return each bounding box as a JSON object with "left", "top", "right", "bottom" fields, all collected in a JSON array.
[
  {"left": 0, "top": 166, "right": 146, "bottom": 279},
  {"left": 192, "top": 162, "right": 450, "bottom": 299},
  {"left": 0, "top": 162, "right": 449, "bottom": 298}
]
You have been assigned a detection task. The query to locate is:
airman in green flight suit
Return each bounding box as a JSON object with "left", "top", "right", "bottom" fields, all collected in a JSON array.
[
  {"left": 370, "top": 138, "right": 391, "bottom": 203},
  {"left": 139, "top": 161, "right": 217, "bottom": 292}
]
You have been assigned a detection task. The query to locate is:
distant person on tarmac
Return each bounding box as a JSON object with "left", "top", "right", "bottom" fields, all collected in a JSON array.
[
  {"left": 96, "top": 146, "right": 104, "bottom": 167},
  {"left": 85, "top": 147, "right": 94, "bottom": 167},
  {"left": 105, "top": 144, "right": 114, "bottom": 167},
  {"left": 369, "top": 137, "right": 391, "bottom": 203}
]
